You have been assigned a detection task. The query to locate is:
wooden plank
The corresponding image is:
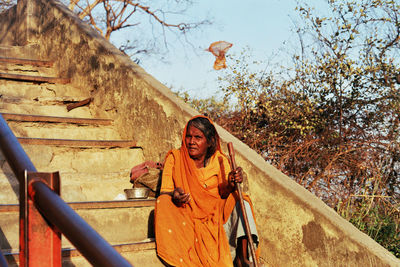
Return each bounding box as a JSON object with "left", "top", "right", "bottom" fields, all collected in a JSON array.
[
  {"left": 67, "top": 98, "right": 92, "bottom": 111},
  {"left": 17, "top": 138, "right": 137, "bottom": 148},
  {"left": 0, "top": 57, "right": 54, "bottom": 67},
  {"left": 0, "top": 72, "right": 70, "bottom": 84},
  {"left": 1, "top": 113, "right": 113, "bottom": 125}
]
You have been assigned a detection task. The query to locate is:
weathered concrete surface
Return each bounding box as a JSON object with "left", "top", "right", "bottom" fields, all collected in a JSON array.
[
  {"left": 7, "top": 121, "right": 122, "bottom": 140},
  {"left": 20, "top": 145, "right": 143, "bottom": 173},
  {"left": 0, "top": 78, "right": 91, "bottom": 99},
  {"left": 0, "top": 6, "right": 17, "bottom": 45},
  {"left": 0, "top": 205, "right": 154, "bottom": 251},
  {"left": 0, "top": 0, "right": 399, "bottom": 266},
  {"left": 0, "top": 169, "right": 137, "bottom": 203},
  {"left": 61, "top": 248, "right": 164, "bottom": 267}
]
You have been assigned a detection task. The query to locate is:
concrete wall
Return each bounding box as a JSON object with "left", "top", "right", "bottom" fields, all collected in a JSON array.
[
  {"left": 2, "top": 0, "right": 400, "bottom": 265},
  {"left": 0, "top": 5, "right": 17, "bottom": 45}
]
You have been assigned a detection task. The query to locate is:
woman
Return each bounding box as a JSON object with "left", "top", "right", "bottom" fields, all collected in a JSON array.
[{"left": 155, "top": 116, "right": 258, "bottom": 267}]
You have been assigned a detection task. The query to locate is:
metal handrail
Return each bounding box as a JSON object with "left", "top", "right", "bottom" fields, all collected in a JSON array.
[
  {"left": 0, "top": 114, "right": 133, "bottom": 267},
  {"left": 30, "top": 180, "right": 132, "bottom": 267},
  {"left": 0, "top": 114, "right": 36, "bottom": 179},
  {"left": 0, "top": 251, "right": 8, "bottom": 267}
]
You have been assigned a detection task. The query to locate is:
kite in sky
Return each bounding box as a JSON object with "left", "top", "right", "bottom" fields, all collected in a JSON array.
[{"left": 206, "top": 41, "right": 233, "bottom": 70}]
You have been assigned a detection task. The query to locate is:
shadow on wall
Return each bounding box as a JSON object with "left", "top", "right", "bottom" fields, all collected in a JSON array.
[
  {"left": 4, "top": 172, "right": 19, "bottom": 201},
  {"left": 0, "top": 5, "right": 17, "bottom": 45},
  {"left": 61, "top": 250, "right": 78, "bottom": 267},
  {"left": 0, "top": 227, "right": 17, "bottom": 266}
]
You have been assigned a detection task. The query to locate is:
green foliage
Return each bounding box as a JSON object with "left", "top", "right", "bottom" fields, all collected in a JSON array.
[{"left": 338, "top": 194, "right": 400, "bottom": 258}]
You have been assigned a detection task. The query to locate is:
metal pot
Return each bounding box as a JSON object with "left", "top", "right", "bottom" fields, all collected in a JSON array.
[{"left": 124, "top": 188, "right": 150, "bottom": 199}]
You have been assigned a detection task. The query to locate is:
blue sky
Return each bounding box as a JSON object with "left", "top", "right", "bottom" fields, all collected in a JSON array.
[{"left": 133, "top": 0, "right": 301, "bottom": 99}]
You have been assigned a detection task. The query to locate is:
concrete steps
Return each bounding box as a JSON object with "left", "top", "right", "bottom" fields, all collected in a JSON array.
[
  {"left": 58, "top": 171, "right": 135, "bottom": 202},
  {"left": 4, "top": 241, "right": 163, "bottom": 267},
  {"left": 21, "top": 144, "right": 143, "bottom": 173},
  {"left": 0, "top": 60, "right": 56, "bottom": 78},
  {"left": 6, "top": 120, "right": 120, "bottom": 140},
  {"left": 0, "top": 57, "right": 53, "bottom": 67},
  {"left": 0, "top": 79, "right": 91, "bottom": 99},
  {"left": 0, "top": 143, "right": 144, "bottom": 203},
  {"left": 2, "top": 113, "right": 112, "bottom": 125},
  {"left": 0, "top": 72, "right": 70, "bottom": 84},
  {"left": 0, "top": 201, "right": 162, "bottom": 267},
  {"left": 0, "top": 45, "right": 40, "bottom": 60},
  {"left": 0, "top": 56, "right": 68, "bottom": 84},
  {"left": 63, "top": 242, "right": 163, "bottom": 267},
  {"left": 0, "top": 200, "right": 156, "bottom": 252},
  {"left": 0, "top": 96, "right": 93, "bottom": 118},
  {"left": 0, "top": 170, "right": 136, "bottom": 203},
  {"left": 0, "top": 54, "right": 159, "bottom": 265}
]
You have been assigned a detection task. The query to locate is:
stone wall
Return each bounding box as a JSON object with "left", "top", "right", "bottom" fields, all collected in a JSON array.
[
  {"left": 2, "top": 0, "right": 399, "bottom": 265},
  {"left": 0, "top": 5, "right": 17, "bottom": 45}
]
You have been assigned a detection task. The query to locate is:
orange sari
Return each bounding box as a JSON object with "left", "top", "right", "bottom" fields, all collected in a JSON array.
[{"left": 155, "top": 116, "right": 240, "bottom": 266}]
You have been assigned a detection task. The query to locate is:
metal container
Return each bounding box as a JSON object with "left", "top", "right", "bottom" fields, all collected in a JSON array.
[{"left": 124, "top": 188, "right": 150, "bottom": 199}]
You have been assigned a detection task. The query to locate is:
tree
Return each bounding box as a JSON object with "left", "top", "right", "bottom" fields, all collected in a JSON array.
[
  {"left": 0, "top": 0, "right": 15, "bottom": 12},
  {"left": 64, "top": 0, "right": 211, "bottom": 61},
  {"left": 181, "top": 0, "right": 400, "bottom": 256},
  {"left": 288, "top": 0, "right": 400, "bottom": 202},
  {"left": 0, "top": 0, "right": 211, "bottom": 62}
]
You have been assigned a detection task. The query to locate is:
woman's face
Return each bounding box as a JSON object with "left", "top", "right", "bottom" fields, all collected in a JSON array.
[{"left": 185, "top": 125, "right": 209, "bottom": 160}]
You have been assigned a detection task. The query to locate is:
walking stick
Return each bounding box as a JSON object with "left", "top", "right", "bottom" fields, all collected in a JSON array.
[{"left": 227, "top": 142, "right": 259, "bottom": 267}]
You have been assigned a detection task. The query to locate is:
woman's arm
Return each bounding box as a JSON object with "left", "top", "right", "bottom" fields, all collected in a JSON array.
[
  {"left": 160, "top": 154, "right": 190, "bottom": 206},
  {"left": 160, "top": 188, "right": 190, "bottom": 207}
]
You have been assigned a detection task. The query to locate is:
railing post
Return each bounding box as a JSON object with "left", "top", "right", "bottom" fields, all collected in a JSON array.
[{"left": 19, "top": 171, "right": 62, "bottom": 267}]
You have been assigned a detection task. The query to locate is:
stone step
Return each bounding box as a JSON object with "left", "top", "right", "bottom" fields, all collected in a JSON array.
[
  {"left": 2, "top": 113, "right": 112, "bottom": 125},
  {"left": 0, "top": 60, "right": 55, "bottom": 77},
  {"left": 0, "top": 64, "right": 55, "bottom": 78},
  {"left": 0, "top": 45, "right": 40, "bottom": 59},
  {"left": 0, "top": 72, "right": 70, "bottom": 84},
  {"left": 0, "top": 57, "right": 54, "bottom": 67},
  {"left": 6, "top": 120, "right": 120, "bottom": 140},
  {"left": 0, "top": 99, "right": 93, "bottom": 118},
  {"left": 1, "top": 94, "right": 90, "bottom": 103},
  {"left": 64, "top": 241, "right": 163, "bottom": 267},
  {"left": 4, "top": 241, "right": 163, "bottom": 267},
  {"left": 0, "top": 170, "right": 140, "bottom": 203},
  {"left": 0, "top": 140, "right": 143, "bottom": 203},
  {"left": 58, "top": 171, "right": 137, "bottom": 202},
  {"left": 0, "top": 200, "right": 156, "bottom": 252},
  {"left": 1, "top": 144, "right": 143, "bottom": 174},
  {"left": 0, "top": 94, "right": 93, "bottom": 117},
  {"left": 18, "top": 138, "right": 136, "bottom": 148},
  {"left": 0, "top": 79, "right": 90, "bottom": 99}
]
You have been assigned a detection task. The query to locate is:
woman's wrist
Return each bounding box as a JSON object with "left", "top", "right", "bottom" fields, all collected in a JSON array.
[
  {"left": 227, "top": 183, "right": 236, "bottom": 193},
  {"left": 219, "top": 183, "right": 235, "bottom": 199}
]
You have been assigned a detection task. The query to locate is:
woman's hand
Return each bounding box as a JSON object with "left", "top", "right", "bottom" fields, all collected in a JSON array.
[
  {"left": 172, "top": 187, "right": 191, "bottom": 207},
  {"left": 228, "top": 167, "right": 243, "bottom": 190}
]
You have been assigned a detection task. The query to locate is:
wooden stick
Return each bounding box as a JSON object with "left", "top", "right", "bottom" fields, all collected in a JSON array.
[
  {"left": 227, "top": 142, "right": 259, "bottom": 267},
  {"left": 66, "top": 97, "right": 92, "bottom": 111}
]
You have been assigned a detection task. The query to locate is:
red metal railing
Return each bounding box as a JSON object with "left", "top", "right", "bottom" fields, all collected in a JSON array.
[{"left": 0, "top": 114, "right": 133, "bottom": 267}]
